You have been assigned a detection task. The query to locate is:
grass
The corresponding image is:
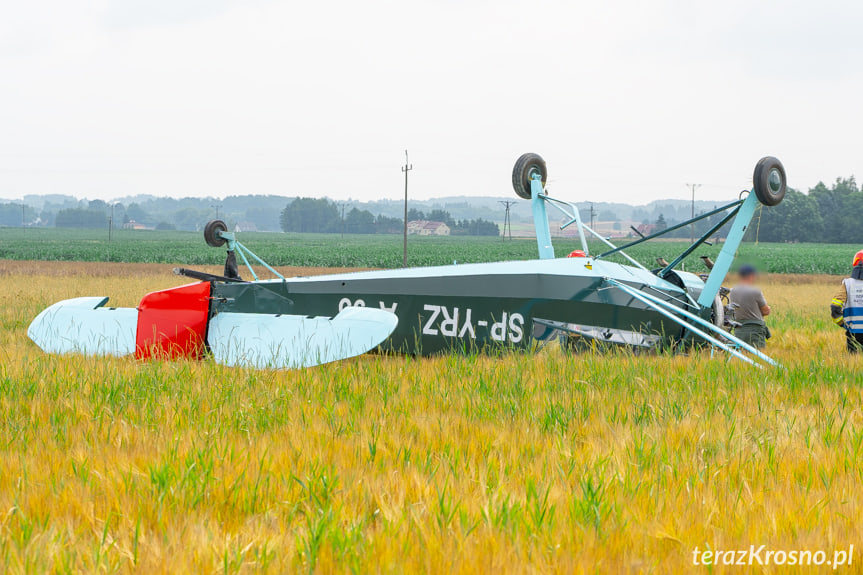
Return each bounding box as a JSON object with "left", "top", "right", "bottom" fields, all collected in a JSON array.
[
  {"left": 0, "top": 260, "right": 861, "bottom": 572},
  {"left": 0, "top": 227, "right": 860, "bottom": 274}
]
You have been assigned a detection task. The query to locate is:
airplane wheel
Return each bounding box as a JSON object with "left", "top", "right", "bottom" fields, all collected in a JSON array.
[
  {"left": 752, "top": 157, "right": 786, "bottom": 206},
  {"left": 204, "top": 219, "right": 228, "bottom": 248},
  {"left": 512, "top": 153, "right": 547, "bottom": 199}
]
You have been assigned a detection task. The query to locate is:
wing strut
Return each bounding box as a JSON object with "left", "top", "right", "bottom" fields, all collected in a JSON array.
[{"left": 606, "top": 278, "right": 779, "bottom": 368}]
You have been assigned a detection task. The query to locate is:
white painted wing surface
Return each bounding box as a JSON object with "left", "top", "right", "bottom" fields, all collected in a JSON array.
[
  {"left": 207, "top": 306, "right": 398, "bottom": 369},
  {"left": 28, "top": 297, "right": 138, "bottom": 356}
]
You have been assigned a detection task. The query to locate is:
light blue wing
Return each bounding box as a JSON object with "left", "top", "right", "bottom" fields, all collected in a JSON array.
[
  {"left": 207, "top": 306, "right": 398, "bottom": 369},
  {"left": 28, "top": 297, "right": 138, "bottom": 356}
]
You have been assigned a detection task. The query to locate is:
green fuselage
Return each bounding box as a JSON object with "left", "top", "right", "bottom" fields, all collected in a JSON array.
[{"left": 210, "top": 257, "right": 703, "bottom": 354}]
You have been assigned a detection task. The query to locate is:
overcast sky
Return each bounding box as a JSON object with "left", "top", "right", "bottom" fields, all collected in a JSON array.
[{"left": 1, "top": 0, "right": 861, "bottom": 204}]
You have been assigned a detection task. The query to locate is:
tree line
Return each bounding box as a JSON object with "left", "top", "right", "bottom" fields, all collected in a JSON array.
[
  {"left": 0, "top": 203, "right": 37, "bottom": 227},
  {"left": 279, "top": 198, "right": 500, "bottom": 236},
  {"left": 3, "top": 196, "right": 501, "bottom": 236},
  {"left": 747, "top": 178, "right": 858, "bottom": 243},
  {"left": 406, "top": 207, "right": 500, "bottom": 236},
  {"left": 5, "top": 177, "right": 861, "bottom": 243},
  {"left": 646, "top": 178, "right": 861, "bottom": 244}
]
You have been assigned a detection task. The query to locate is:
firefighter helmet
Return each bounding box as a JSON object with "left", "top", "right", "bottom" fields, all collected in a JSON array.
[{"left": 854, "top": 250, "right": 863, "bottom": 267}]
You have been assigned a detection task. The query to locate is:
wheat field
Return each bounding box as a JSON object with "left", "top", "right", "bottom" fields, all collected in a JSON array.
[{"left": 0, "top": 260, "right": 861, "bottom": 573}]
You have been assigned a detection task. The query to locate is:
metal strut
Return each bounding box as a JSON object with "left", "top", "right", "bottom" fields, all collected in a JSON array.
[
  {"left": 530, "top": 175, "right": 555, "bottom": 259},
  {"left": 596, "top": 199, "right": 744, "bottom": 260},
  {"left": 606, "top": 278, "right": 779, "bottom": 368},
  {"left": 217, "top": 231, "right": 285, "bottom": 281}
]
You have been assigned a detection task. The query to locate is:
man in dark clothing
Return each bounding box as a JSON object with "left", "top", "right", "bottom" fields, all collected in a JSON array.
[
  {"left": 729, "top": 265, "right": 771, "bottom": 348},
  {"left": 830, "top": 250, "right": 863, "bottom": 352}
]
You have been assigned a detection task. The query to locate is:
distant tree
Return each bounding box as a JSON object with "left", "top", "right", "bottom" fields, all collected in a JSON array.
[
  {"left": 809, "top": 177, "right": 862, "bottom": 243},
  {"left": 245, "top": 206, "right": 282, "bottom": 232},
  {"left": 451, "top": 218, "right": 499, "bottom": 236},
  {"left": 407, "top": 208, "right": 425, "bottom": 221},
  {"left": 475, "top": 218, "right": 500, "bottom": 236},
  {"left": 631, "top": 208, "right": 649, "bottom": 223},
  {"left": 280, "top": 198, "right": 340, "bottom": 233},
  {"left": 426, "top": 209, "right": 455, "bottom": 227},
  {"left": 38, "top": 209, "right": 55, "bottom": 227},
  {"left": 172, "top": 207, "right": 209, "bottom": 231},
  {"left": 613, "top": 222, "right": 622, "bottom": 231},
  {"left": 754, "top": 189, "right": 824, "bottom": 243},
  {"left": 126, "top": 203, "right": 150, "bottom": 223},
  {"left": 655, "top": 213, "right": 667, "bottom": 232},
  {"left": 155, "top": 222, "right": 177, "bottom": 231},
  {"left": 374, "top": 214, "right": 402, "bottom": 234},
  {"left": 87, "top": 199, "right": 108, "bottom": 213},
  {"left": 55, "top": 208, "right": 107, "bottom": 228},
  {"left": 344, "top": 208, "right": 376, "bottom": 234}
]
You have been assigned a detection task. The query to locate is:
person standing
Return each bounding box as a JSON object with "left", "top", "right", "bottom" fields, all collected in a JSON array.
[
  {"left": 729, "top": 264, "right": 771, "bottom": 348},
  {"left": 830, "top": 250, "right": 863, "bottom": 352}
]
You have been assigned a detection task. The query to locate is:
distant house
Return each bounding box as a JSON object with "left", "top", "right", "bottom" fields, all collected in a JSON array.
[
  {"left": 235, "top": 221, "right": 258, "bottom": 233},
  {"left": 407, "top": 220, "right": 450, "bottom": 236},
  {"left": 122, "top": 220, "right": 148, "bottom": 230}
]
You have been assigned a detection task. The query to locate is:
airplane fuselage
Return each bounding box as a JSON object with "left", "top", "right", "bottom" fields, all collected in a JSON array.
[{"left": 211, "top": 256, "right": 704, "bottom": 354}]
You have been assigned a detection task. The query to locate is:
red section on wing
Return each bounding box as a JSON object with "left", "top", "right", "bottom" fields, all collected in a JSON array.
[{"left": 135, "top": 282, "right": 211, "bottom": 360}]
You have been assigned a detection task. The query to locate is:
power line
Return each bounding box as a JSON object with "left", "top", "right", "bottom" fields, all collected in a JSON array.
[
  {"left": 498, "top": 200, "right": 515, "bottom": 240},
  {"left": 401, "top": 150, "right": 413, "bottom": 268},
  {"left": 210, "top": 204, "right": 223, "bottom": 220}
]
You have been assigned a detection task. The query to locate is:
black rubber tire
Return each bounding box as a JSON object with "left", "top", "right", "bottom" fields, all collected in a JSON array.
[
  {"left": 512, "top": 153, "right": 547, "bottom": 200},
  {"left": 752, "top": 157, "right": 786, "bottom": 207},
  {"left": 204, "top": 219, "right": 228, "bottom": 248}
]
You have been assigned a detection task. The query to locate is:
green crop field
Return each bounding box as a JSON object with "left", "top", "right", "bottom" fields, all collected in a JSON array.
[
  {"left": 0, "top": 227, "right": 857, "bottom": 274},
  {"left": 1, "top": 262, "right": 861, "bottom": 573}
]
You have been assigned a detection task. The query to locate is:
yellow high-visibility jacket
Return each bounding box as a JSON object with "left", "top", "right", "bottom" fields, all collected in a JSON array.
[{"left": 832, "top": 274, "right": 863, "bottom": 332}]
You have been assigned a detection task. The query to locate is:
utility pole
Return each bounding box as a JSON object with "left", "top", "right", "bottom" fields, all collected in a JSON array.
[
  {"left": 108, "top": 203, "right": 114, "bottom": 242},
  {"left": 686, "top": 183, "right": 701, "bottom": 243},
  {"left": 338, "top": 203, "right": 347, "bottom": 238},
  {"left": 499, "top": 200, "right": 515, "bottom": 240},
  {"left": 211, "top": 204, "right": 223, "bottom": 220},
  {"left": 588, "top": 202, "right": 597, "bottom": 229},
  {"left": 21, "top": 204, "right": 25, "bottom": 234},
  {"left": 401, "top": 150, "right": 412, "bottom": 267}
]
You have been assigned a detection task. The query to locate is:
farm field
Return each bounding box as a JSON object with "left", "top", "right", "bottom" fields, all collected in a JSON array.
[
  {"left": 0, "top": 260, "right": 861, "bottom": 573},
  {"left": 0, "top": 227, "right": 858, "bottom": 274}
]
